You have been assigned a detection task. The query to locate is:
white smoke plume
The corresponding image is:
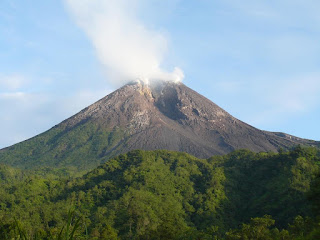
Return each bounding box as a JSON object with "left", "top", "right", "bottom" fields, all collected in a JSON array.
[{"left": 65, "top": 0, "right": 184, "bottom": 86}]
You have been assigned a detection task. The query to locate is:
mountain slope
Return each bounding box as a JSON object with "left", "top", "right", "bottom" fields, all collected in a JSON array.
[{"left": 0, "top": 80, "right": 318, "bottom": 170}]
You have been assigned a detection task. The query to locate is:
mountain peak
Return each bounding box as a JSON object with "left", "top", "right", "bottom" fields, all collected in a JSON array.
[{"left": 0, "top": 81, "right": 318, "bottom": 170}]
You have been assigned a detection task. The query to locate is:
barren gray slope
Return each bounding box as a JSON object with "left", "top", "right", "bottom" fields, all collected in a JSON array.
[{"left": 0, "top": 80, "right": 318, "bottom": 169}]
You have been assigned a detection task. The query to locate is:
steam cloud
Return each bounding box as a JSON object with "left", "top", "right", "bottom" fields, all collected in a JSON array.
[{"left": 65, "top": 0, "right": 184, "bottom": 86}]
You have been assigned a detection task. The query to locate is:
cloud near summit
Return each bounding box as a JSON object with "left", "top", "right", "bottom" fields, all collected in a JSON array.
[{"left": 65, "top": 0, "right": 184, "bottom": 86}]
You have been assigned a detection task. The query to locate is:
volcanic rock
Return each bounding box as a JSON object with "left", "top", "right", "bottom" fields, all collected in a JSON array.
[{"left": 0, "top": 80, "right": 318, "bottom": 169}]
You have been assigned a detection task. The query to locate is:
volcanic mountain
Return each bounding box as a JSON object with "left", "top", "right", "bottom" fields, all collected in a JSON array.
[{"left": 0, "top": 80, "right": 318, "bottom": 170}]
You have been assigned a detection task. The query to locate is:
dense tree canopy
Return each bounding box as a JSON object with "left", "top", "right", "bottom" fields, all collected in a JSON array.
[{"left": 0, "top": 146, "right": 320, "bottom": 239}]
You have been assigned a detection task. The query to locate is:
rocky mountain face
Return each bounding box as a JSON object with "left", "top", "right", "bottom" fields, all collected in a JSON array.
[{"left": 0, "top": 80, "right": 318, "bottom": 170}]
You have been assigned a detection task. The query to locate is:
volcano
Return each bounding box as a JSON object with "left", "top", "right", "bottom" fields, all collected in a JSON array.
[{"left": 0, "top": 80, "right": 318, "bottom": 170}]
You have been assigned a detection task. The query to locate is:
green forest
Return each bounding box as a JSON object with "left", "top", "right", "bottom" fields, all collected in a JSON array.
[{"left": 1, "top": 146, "right": 320, "bottom": 239}]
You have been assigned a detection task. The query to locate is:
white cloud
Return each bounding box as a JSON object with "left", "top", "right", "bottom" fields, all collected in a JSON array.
[
  {"left": 0, "top": 74, "right": 28, "bottom": 91},
  {"left": 213, "top": 73, "right": 320, "bottom": 129},
  {"left": 0, "top": 88, "right": 112, "bottom": 148},
  {"left": 266, "top": 75, "right": 320, "bottom": 112},
  {"left": 55, "top": 88, "right": 112, "bottom": 117},
  {"left": 0, "top": 92, "right": 26, "bottom": 99},
  {"left": 64, "top": 0, "right": 184, "bottom": 86},
  {"left": 244, "top": 74, "right": 320, "bottom": 126}
]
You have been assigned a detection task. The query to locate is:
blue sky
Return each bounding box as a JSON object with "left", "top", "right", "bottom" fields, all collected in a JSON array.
[{"left": 0, "top": 0, "right": 319, "bottom": 148}]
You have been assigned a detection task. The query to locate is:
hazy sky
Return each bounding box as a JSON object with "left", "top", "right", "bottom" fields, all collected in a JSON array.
[{"left": 0, "top": 0, "right": 319, "bottom": 148}]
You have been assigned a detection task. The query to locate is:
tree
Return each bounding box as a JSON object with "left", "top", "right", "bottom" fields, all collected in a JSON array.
[{"left": 226, "top": 215, "right": 277, "bottom": 240}]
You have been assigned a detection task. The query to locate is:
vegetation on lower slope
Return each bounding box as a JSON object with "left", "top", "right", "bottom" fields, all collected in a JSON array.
[
  {"left": 0, "top": 122, "right": 127, "bottom": 170},
  {"left": 0, "top": 146, "right": 319, "bottom": 239}
]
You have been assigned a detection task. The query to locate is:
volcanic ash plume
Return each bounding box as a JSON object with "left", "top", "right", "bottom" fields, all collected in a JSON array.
[{"left": 65, "top": 0, "right": 184, "bottom": 86}]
